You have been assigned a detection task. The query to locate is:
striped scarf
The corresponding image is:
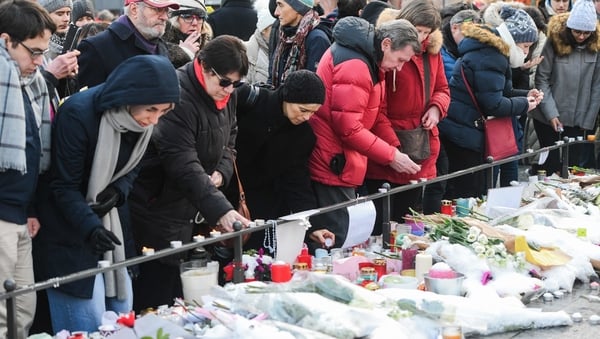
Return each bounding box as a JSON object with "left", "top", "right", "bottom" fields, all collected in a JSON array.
[{"left": 0, "top": 39, "right": 51, "bottom": 174}]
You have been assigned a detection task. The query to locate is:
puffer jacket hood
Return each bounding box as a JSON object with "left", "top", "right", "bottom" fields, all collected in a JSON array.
[
  {"left": 333, "top": 17, "right": 377, "bottom": 65},
  {"left": 546, "top": 12, "right": 600, "bottom": 57},
  {"left": 459, "top": 22, "right": 510, "bottom": 57},
  {"left": 94, "top": 55, "right": 180, "bottom": 112}
]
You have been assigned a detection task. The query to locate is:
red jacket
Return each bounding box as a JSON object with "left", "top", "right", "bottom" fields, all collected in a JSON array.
[
  {"left": 309, "top": 23, "right": 399, "bottom": 188},
  {"left": 366, "top": 30, "right": 450, "bottom": 184}
]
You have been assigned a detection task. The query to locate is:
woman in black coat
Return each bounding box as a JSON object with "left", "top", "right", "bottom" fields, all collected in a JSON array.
[
  {"left": 232, "top": 70, "right": 334, "bottom": 253},
  {"left": 129, "top": 36, "right": 251, "bottom": 311}
]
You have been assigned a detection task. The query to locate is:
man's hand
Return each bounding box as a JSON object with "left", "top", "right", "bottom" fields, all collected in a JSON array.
[
  {"left": 90, "top": 186, "right": 121, "bottom": 218},
  {"left": 390, "top": 149, "right": 421, "bottom": 174},
  {"left": 45, "top": 50, "right": 80, "bottom": 80},
  {"left": 210, "top": 171, "right": 223, "bottom": 188}
]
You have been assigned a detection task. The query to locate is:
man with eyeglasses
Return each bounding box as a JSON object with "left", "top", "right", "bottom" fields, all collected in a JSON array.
[
  {"left": 163, "top": 0, "right": 212, "bottom": 62},
  {"left": 77, "top": 0, "right": 180, "bottom": 89},
  {"left": 0, "top": 1, "right": 56, "bottom": 338}
]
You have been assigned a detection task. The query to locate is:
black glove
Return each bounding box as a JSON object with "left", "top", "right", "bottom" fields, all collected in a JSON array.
[
  {"left": 88, "top": 227, "right": 122, "bottom": 255},
  {"left": 90, "top": 186, "right": 121, "bottom": 218}
]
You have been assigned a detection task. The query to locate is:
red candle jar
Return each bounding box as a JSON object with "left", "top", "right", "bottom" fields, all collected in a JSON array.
[
  {"left": 373, "top": 258, "right": 387, "bottom": 280},
  {"left": 271, "top": 262, "right": 292, "bottom": 282},
  {"left": 441, "top": 200, "right": 453, "bottom": 215}
]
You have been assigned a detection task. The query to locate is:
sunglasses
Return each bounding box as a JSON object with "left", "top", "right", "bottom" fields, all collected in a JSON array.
[
  {"left": 18, "top": 41, "right": 47, "bottom": 59},
  {"left": 211, "top": 67, "right": 243, "bottom": 88},
  {"left": 180, "top": 13, "right": 205, "bottom": 23},
  {"left": 572, "top": 29, "right": 593, "bottom": 37}
]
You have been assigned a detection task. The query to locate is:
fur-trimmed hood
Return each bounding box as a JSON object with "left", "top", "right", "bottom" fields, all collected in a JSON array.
[
  {"left": 459, "top": 22, "right": 510, "bottom": 57},
  {"left": 546, "top": 12, "right": 600, "bottom": 57}
]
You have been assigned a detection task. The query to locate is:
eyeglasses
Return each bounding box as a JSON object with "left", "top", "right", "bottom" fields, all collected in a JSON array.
[
  {"left": 180, "top": 13, "right": 205, "bottom": 23},
  {"left": 572, "top": 29, "right": 593, "bottom": 37},
  {"left": 18, "top": 41, "right": 47, "bottom": 59},
  {"left": 211, "top": 67, "right": 243, "bottom": 88}
]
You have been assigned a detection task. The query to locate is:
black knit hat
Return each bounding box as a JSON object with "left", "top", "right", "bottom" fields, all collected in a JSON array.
[{"left": 281, "top": 70, "right": 325, "bottom": 104}]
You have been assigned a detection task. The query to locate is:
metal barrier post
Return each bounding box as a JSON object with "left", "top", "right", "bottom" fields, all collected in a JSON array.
[
  {"left": 3, "top": 279, "right": 17, "bottom": 339},
  {"left": 486, "top": 156, "right": 495, "bottom": 190},
  {"left": 381, "top": 183, "right": 391, "bottom": 249},
  {"left": 232, "top": 221, "right": 244, "bottom": 283},
  {"left": 561, "top": 137, "right": 570, "bottom": 179}
]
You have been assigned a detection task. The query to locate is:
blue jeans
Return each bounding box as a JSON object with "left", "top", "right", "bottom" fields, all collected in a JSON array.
[{"left": 47, "top": 274, "right": 132, "bottom": 333}]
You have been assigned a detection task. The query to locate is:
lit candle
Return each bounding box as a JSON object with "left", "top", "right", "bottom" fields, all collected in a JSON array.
[
  {"left": 142, "top": 247, "right": 154, "bottom": 256},
  {"left": 170, "top": 240, "right": 182, "bottom": 248},
  {"left": 193, "top": 235, "right": 205, "bottom": 242},
  {"left": 210, "top": 230, "right": 221, "bottom": 238}
]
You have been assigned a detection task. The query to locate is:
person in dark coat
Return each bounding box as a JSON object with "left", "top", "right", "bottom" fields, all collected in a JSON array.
[
  {"left": 33, "top": 55, "right": 180, "bottom": 333},
  {"left": 207, "top": 0, "right": 257, "bottom": 40},
  {"left": 232, "top": 70, "right": 334, "bottom": 253},
  {"left": 76, "top": 0, "right": 180, "bottom": 89},
  {"left": 437, "top": 7, "right": 542, "bottom": 199},
  {"left": 129, "top": 35, "right": 251, "bottom": 311}
]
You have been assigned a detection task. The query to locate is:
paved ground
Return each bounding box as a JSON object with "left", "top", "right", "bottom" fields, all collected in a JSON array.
[{"left": 478, "top": 282, "right": 600, "bottom": 338}]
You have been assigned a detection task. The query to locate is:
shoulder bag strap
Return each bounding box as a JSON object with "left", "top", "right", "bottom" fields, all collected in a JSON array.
[
  {"left": 233, "top": 159, "right": 246, "bottom": 202},
  {"left": 423, "top": 52, "right": 431, "bottom": 105},
  {"left": 460, "top": 64, "right": 484, "bottom": 119}
]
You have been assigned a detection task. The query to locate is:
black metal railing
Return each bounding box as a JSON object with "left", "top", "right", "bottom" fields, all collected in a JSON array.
[{"left": 0, "top": 138, "right": 593, "bottom": 336}]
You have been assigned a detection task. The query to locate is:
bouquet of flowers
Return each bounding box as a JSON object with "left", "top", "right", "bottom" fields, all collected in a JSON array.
[{"left": 223, "top": 248, "right": 273, "bottom": 282}]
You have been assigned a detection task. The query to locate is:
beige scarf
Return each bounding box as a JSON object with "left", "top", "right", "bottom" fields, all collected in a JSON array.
[{"left": 86, "top": 107, "right": 153, "bottom": 300}]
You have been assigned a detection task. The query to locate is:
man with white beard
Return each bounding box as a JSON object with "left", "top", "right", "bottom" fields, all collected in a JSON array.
[{"left": 77, "top": 0, "right": 180, "bottom": 88}]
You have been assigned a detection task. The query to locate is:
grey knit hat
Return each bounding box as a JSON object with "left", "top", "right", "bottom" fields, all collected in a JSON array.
[
  {"left": 567, "top": 0, "right": 597, "bottom": 32},
  {"left": 500, "top": 6, "right": 538, "bottom": 43},
  {"left": 282, "top": 70, "right": 325, "bottom": 104},
  {"left": 39, "top": 0, "right": 73, "bottom": 14},
  {"left": 72, "top": 0, "right": 94, "bottom": 23},
  {"left": 285, "top": 0, "right": 314, "bottom": 16}
]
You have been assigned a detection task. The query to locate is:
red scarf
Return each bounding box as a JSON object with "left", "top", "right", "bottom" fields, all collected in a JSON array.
[{"left": 194, "top": 59, "right": 230, "bottom": 110}]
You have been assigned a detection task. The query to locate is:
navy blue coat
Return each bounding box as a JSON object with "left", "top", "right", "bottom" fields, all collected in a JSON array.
[
  {"left": 33, "top": 56, "right": 180, "bottom": 298},
  {"left": 77, "top": 15, "right": 170, "bottom": 89},
  {"left": 207, "top": 0, "right": 257, "bottom": 41},
  {"left": 438, "top": 23, "right": 528, "bottom": 153}
]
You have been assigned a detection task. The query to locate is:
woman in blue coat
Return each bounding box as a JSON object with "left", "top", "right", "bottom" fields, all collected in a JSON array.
[
  {"left": 33, "top": 55, "right": 179, "bottom": 333},
  {"left": 438, "top": 7, "right": 542, "bottom": 199}
]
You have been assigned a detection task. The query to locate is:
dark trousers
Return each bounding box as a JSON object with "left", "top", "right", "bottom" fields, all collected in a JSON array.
[
  {"left": 422, "top": 141, "right": 448, "bottom": 214},
  {"left": 310, "top": 181, "right": 355, "bottom": 249},
  {"left": 533, "top": 119, "right": 596, "bottom": 174},
  {"left": 365, "top": 179, "right": 421, "bottom": 236},
  {"left": 443, "top": 137, "right": 487, "bottom": 199},
  {"left": 133, "top": 260, "right": 182, "bottom": 312}
]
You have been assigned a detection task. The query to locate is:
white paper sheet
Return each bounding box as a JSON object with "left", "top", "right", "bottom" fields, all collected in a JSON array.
[
  {"left": 485, "top": 185, "right": 525, "bottom": 217},
  {"left": 538, "top": 150, "right": 549, "bottom": 165},
  {"left": 275, "top": 219, "right": 308, "bottom": 264},
  {"left": 341, "top": 201, "right": 376, "bottom": 249}
]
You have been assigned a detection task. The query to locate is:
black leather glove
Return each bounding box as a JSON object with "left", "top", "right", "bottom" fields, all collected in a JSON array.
[
  {"left": 90, "top": 186, "right": 121, "bottom": 218},
  {"left": 88, "top": 227, "right": 122, "bottom": 255}
]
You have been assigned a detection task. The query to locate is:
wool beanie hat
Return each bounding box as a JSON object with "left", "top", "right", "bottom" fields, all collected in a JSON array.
[
  {"left": 500, "top": 6, "right": 538, "bottom": 43},
  {"left": 39, "top": 0, "right": 73, "bottom": 13},
  {"left": 567, "top": 0, "right": 597, "bottom": 32},
  {"left": 360, "top": 0, "right": 391, "bottom": 25},
  {"left": 281, "top": 70, "right": 325, "bottom": 104},
  {"left": 72, "top": 0, "right": 95, "bottom": 23},
  {"left": 256, "top": 8, "right": 275, "bottom": 32},
  {"left": 285, "top": 0, "right": 314, "bottom": 16}
]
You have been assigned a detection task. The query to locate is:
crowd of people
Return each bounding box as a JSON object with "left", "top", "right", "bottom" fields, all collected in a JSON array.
[{"left": 1, "top": 0, "right": 600, "bottom": 337}]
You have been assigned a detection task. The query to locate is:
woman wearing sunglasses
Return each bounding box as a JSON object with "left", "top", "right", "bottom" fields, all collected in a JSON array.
[
  {"left": 530, "top": 0, "right": 600, "bottom": 174},
  {"left": 163, "top": 0, "right": 213, "bottom": 64},
  {"left": 128, "top": 35, "right": 250, "bottom": 311}
]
